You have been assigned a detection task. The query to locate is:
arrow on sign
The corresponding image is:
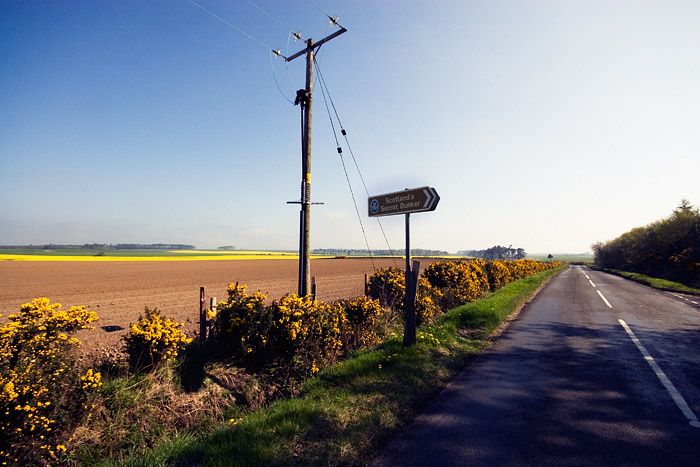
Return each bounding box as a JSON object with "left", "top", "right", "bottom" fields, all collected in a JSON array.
[{"left": 423, "top": 188, "right": 432, "bottom": 208}]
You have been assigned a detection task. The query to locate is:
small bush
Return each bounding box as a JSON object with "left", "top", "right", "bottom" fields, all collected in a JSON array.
[
  {"left": 214, "top": 286, "right": 348, "bottom": 379},
  {"left": 485, "top": 260, "right": 512, "bottom": 291},
  {"left": 123, "top": 307, "right": 192, "bottom": 371},
  {"left": 214, "top": 282, "right": 268, "bottom": 354},
  {"left": 366, "top": 267, "right": 405, "bottom": 311},
  {"left": 416, "top": 277, "right": 442, "bottom": 325},
  {"left": 337, "top": 296, "right": 384, "bottom": 349},
  {"left": 423, "top": 259, "right": 489, "bottom": 309},
  {"left": 0, "top": 298, "right": 100, "bottom": 465},
  {"left": 366, "top": 268, "right": 441, "bottom": 326},
  {"left": 263, "top": 295, "right": 346, "bottom": 377}
]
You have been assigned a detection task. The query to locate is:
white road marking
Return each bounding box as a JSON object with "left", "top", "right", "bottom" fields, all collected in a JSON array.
[
  {"left": 596, "top": 290, "right": 613, "bottom": 308},
  {"left": 618, "top": 319, "right": 700, "bottom": 428},
  {"left": 588, "top": 279, "right": 596, "bottom": 288},
  {"left": 669, "top": 292, "right": 698, "bottom": 306}
]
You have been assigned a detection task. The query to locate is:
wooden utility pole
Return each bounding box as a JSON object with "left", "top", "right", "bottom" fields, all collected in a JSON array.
[{"left": 286, "top": 24, "right": 347, "bottom": 296}]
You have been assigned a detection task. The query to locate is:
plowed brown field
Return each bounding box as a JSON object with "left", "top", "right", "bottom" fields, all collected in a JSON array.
[{"left": 0, "top": 257, "right": 428, "bottom": 355}]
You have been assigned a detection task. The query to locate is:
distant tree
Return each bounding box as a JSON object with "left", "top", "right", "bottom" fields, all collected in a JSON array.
[{"left": 458, "top": 245, "right": 527, "bottom": 260}]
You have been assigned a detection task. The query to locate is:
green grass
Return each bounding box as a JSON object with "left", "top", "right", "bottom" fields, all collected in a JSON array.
[
  {"left": 114, "top": 266, "right": 564, "bottom": 466},
  {"left": 528, "top": 254, "right": 593, "bottom": 264},
  {"left": 593, "top": 268, "right": 700, "bottom": 295}
]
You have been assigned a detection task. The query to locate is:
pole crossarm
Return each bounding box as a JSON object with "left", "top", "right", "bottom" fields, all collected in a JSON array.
[{"left": 285, "top": 27, "right": 347, "bottom": 62}]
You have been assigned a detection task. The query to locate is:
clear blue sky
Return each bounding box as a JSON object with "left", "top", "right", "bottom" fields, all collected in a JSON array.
[{"left": 1, "top": 1, "right": 699, "bottom": 253}]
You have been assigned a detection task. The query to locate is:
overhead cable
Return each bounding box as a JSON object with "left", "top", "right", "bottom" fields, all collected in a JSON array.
[
  {"left": 314, "top": 57, "right": 376, "bottom": 271},
  {"left": 314, "top": 59, "right": 399, "bottom": 266},
  {"left": 306, "top": 0, "right": 340, "bottom": 26},
  {"left": 187, "top": 0, "right": 283, "bottom": 56},
  {"left": 245, "top": 0, "right": 304, "bottom": 41},
  {"left": 269, "top": 50, "right": 294, "bottom": 104}
]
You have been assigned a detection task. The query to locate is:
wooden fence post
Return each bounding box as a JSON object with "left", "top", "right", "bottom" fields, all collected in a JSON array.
[
  {"left": 199, "top": 286, "right": 206, "bottom": 343},
  {"left": 311, "top": 276, "right": 317, "bottom": 300},
  {"left": 364, "top": 273, "right": 368, "bottom": 296}
]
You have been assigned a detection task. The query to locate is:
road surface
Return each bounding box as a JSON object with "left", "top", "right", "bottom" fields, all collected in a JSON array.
[{"left": 372, "top": 266, "right": 700, "bottom": 466}]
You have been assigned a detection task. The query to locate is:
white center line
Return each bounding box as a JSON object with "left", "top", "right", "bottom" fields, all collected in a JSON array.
[
  {"left": 596, "top": 290, "right": 613, "bottom": 308},
  {"left": 588, "top": 279, "right": 596, "bottom": 288},
  {"left": 618, "top": 319, "right": 700, "bottom": 428}
]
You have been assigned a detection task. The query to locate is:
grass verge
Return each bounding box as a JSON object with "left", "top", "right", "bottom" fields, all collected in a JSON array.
[
  {"left": 107, "top": 266, "right": 564, "bottom": 467},
  {"left": 592, "top": 267, "right": 700, "bottom": 296}
]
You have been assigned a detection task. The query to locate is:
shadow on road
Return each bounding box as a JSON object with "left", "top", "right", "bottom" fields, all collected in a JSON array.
[{"left": 374, "top": 320, "right": 700, "bottom": 466}]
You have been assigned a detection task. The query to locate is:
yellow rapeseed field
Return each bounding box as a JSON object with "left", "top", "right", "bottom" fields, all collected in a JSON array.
[{"left": 0, "top": 251, "right": 329, "bottom": 262}]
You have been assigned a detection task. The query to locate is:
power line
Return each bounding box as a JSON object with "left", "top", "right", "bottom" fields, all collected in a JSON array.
[
  {"left": 314, "top": 56, "right": 376, "bottom": 271},
  {"left": 314, "top": 58, "right": 399, "bottom": 266},
  {"left": 269, "top": 50, "right": 294, "bottom": 104},
  {"left": 187, "top": 0, "right": 280, "bottom": 55},
  {"left": 245, "top": 0, "right": 304, "bottom": 41},
  {"left": 306, "top": 0, "right": 340, "bottom": 25}
]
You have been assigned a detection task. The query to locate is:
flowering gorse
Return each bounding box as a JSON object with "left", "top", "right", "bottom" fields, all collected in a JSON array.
[
  {"left": 215, "top": 285, "right": 362, "bottom": 377},
  {"left": 370, "top": 259, "right": 561, "bottom": 329},
  {"left": 123, "top": 307, "right": 192, "bottom": 371},
  {"left": 337, "top": 296, "right": 384, "bottom": 348},
  {"left": 0, "top": 298, "right": 100, "bottom": 464}
]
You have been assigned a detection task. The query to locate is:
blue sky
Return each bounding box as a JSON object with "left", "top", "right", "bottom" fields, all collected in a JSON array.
[{"left": 1, "top": 1, "right": 698, "bottom": 253}]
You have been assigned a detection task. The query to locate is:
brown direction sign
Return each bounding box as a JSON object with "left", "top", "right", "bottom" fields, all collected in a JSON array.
[{"left": 368, "top": 186, "right": 440, "bottom": 217}]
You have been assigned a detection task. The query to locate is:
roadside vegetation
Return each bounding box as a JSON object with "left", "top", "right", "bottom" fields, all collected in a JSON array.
[
  {"left": 1, "top": 259, "right": 562, "bottom": 466},
  {"left": 591, "top": 268, "right": 700, "bottom": 295},
  {"left": 592, "top": 200, "right": 699, "bottom": 288}
]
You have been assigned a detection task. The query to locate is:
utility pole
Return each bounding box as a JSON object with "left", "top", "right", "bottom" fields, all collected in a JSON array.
[{"left": 286, "top": 23, "right": 347, "bottom": 296}]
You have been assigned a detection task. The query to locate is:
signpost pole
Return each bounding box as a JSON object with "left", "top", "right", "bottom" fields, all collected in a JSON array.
[
  {"left": 367, "top": 185, "right": 439, "bottom": 347},
  {"left": 404, "top": 212, "right": 417, "bottom": 346}
]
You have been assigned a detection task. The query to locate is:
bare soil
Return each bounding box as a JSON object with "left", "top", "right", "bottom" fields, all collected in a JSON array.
[{"left": 0, "top": 257, "right": 425, "bottom": 355}]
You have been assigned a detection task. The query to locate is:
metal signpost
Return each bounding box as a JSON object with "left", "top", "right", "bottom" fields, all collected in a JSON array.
[{"left": 368, "top": 187, "right": 440, "bottom": 346}]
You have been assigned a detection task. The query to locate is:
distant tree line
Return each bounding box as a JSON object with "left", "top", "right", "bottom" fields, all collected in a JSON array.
[
  {"left": 0, "top": 243, "right": 195, "bottom": 250},
  {"left": 312, "top": 248, "right": 449, "bottom": 256},
  {"left": 592, "top": 200, "right": 700, "bottom": 287},
  {"left": 458, "top": 245, "right": 526, "bottom": 259}
]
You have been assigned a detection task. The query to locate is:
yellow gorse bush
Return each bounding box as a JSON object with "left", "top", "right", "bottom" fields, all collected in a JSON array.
[
  {"left": 423, "top": 259, "right": 490, "bottom": 308},
  {"left": 0, "top": 298, "right": 100, "bottom": 464},
  {"left": 215, "top": 286, "right": 353, "bottom": 377},
  {"left": 264, "top": 294, "right": 346, "bottom": 375},
  {"left": 485, "top": 260, "right": 512, "bottom": 290},
  {"left": 337, "top": 296, "right": 384, "bottom": 348},
  {"left": 123, "top": 307, "right": 192, "bottom": 371},
  {"left": 215, "top": 282, "right": 268, "bottom": 354},
  {"left": 366, "top": 267, "right": 405, "bottom": 311}
]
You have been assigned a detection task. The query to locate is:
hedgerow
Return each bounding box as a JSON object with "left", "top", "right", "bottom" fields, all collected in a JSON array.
[{"left": 369, "top": 259, "right": 561, "bottom": 326}]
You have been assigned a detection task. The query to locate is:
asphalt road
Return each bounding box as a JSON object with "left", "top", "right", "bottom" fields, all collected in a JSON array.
[{"left": 372, "top": 266, "right": 700, "bottom": 466}]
